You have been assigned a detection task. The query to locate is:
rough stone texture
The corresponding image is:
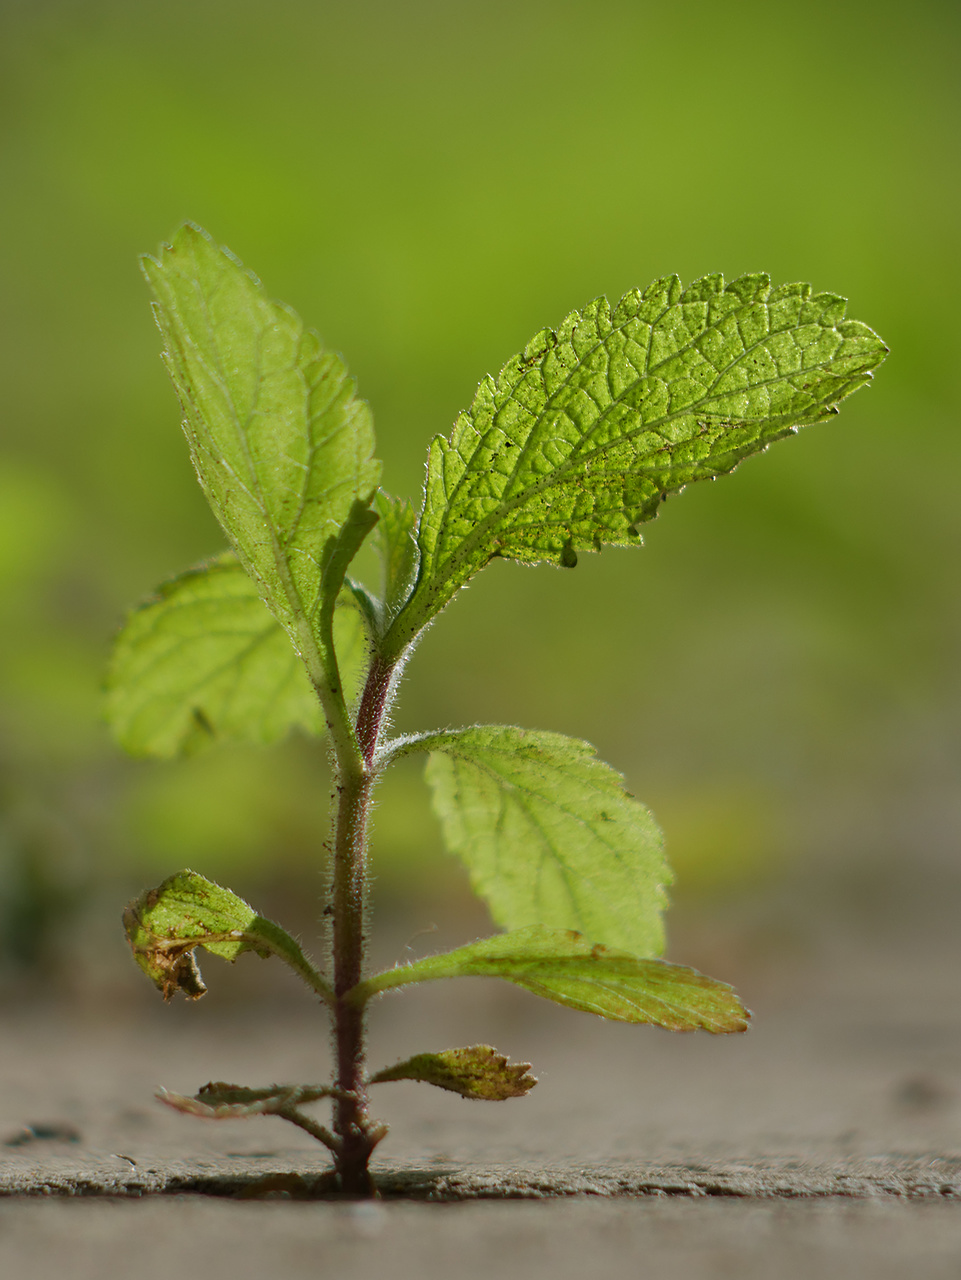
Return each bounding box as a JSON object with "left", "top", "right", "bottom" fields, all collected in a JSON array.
[
  {"left": 3, "top": 1152, "right": 961, "bottom": 1201},
  {"left": 5, "top": 1152, "right": 961, "bottom": 1198}
]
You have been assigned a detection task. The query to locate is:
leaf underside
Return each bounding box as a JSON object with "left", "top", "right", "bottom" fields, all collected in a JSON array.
[
  {"left": 124, "top": 870, "right": 326, "bottom": 1001},
  {"left": 106, "top": 553, "right": 367, "bottom": 758},
  {"left": 370, "top": 1045, "right": 537, "bottom": 1100},
  {"left": 142, "top": 224, "right": 381, "bottom": 645},
  {"left": 359, "top": 926, "right": 749, "bottom": 1033},
  {"left": 390, "top": 273, "right": 888, "bottom": 646},
  {"left": 424, "top": 726, "right": 669, "bottom": 957}
]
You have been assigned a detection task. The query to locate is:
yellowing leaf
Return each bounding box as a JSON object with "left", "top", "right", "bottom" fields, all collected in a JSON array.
[
  {"left": 123, "top": 870, "right": 332, "bottom": 1003},
  {"left": 370, "top": 1045, "right": 536, "bottom": 1100}
]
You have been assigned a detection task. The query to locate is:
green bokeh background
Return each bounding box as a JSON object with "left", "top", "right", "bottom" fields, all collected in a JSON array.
[{"left": 0, "top": 0, "right": 958, "bottom": 985}]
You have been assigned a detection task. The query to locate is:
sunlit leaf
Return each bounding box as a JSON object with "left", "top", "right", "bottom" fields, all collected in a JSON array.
[
  {"left": 387, "top": 275, "right": 887, "bottom": 649},
  {"left": 142, "top": 223, "right": 381, "bottom": 653},
  {"left": 106, "top": 553, "right": 367, "bottom": 758},
  {"left": 420, "top": 726, "right": 668, "bottom": 956},
  {"left": 354, "top": 926, "right": 749, "bottom": 1032},
  {"left": 372, "top": 489, "right": 420, "bottom": 620}
]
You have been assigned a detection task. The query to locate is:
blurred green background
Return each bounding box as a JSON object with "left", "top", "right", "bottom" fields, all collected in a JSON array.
[{"left": 0, "top": 0, "right": 958, "bottom": 991}]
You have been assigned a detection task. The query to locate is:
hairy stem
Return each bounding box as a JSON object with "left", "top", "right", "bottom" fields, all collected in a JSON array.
[{"left": 330, "top": 651, "right": 398, "bottom": 1194}]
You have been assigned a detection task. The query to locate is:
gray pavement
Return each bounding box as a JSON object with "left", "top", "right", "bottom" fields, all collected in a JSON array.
[{"left": 1, "top": 925, "right": 960, "bottom": 1276}]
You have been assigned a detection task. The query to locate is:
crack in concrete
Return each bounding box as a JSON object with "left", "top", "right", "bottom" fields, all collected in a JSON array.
[{"left": 2, "top": 1155, "right": 960, "bottom": 1201}]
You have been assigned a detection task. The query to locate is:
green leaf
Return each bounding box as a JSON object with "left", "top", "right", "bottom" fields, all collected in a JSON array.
[
  {"left": 421, "top": 726, "right": 669, "bottom": 956},
  {"left": 141, "top": 223, "right": 381, "bottom": 657},
  {"left": 370, "top": 1046, "right": 537, "bottom": 1100},
  {"left": 315, "top": 497, "right": 379, "bottom": 637},
  {"left": 123, "top": 870, "right": 333, "bottom": 1003},
  {"left": 105, "top": 553, "right": 368, "bottom": 759},
  {"left": 387, "top": 275, "right": 887, "bottom": 648},
  {"left": 372, "top": 489, "right": 420, "bottom": 620},
  {"left": 353, "top": 926, "right": 749, "bottom": 1033}
]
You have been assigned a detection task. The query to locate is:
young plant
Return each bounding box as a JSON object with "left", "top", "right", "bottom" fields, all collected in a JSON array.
[{"left": 108, "top": 225, "right": 887, "bottom": 1195}]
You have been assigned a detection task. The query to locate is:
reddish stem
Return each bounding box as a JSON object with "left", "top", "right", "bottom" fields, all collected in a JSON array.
[{"left": 330, "top": 652, "right": 396, "bottom": 1195}]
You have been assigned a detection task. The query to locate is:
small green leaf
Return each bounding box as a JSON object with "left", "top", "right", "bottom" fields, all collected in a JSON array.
[
  {"left": 344, "top": 575, "right": 380, "bottom": 635},
  {"left": 316, "top": 498, "right": 380, "bottom": 631},
  {"left": 123, "top": 870, "right": 333, "bottom": 1003},
  {"left": 312, "top": 495, "right": 378, "bottom": 703},
  {"left": 387, "top": 275, "right": 887, "bottom": 648},
  {"left": 142, "top": 224, "right": 381, "bottom": 656},
  {"left": 353, "top": 926, "right": 749, "bottom": 1033},
  {"left": 372, "top": 489, "right": 420, "bottom": 620},
  {"left": 370, "top": 1046, "right": 537, "bottom": 1100},
  {"left": 420, "top": 726, "right": 669, "bottom": 956},
  {"left": 105, "top": 553, "right": 367, "bottom": 759}
]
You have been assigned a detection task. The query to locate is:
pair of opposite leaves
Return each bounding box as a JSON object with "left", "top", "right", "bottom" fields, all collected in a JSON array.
[{"left": 110, "top": 223, "right": 887, "bottom": 1036}]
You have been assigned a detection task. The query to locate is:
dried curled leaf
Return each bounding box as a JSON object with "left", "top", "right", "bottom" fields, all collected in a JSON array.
[
  {"left": 158, "top": 1080, "right": 344, "bottom": 1153},
  {"left": 123, "top": 870, "right": 332, "bottom": 1003},
  {"left": 370, "top": 1045, "right": 537, "bottom": 1100},
  {"left": 159, "top": 1081, "right": 336, "bottom": 1119}
]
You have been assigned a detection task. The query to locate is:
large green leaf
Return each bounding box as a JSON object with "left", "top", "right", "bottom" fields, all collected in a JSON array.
[
  {"left": 142, "top": 224, "right": 381, "bottom": 656},
  {"left": 386, "top": 275, "right": 887, "bottom": 649},
  {"left": 106, "top": 553, "right": 367, "bottom": 758},
  {"left": 124, "top": 870, "right": 332, "bottom": 1003},
  {"left": 420, "top": 726, "right": 669, "bottom": 956},
  {"left": 352, "top": 926, "right": 749, "bottom": 1033}
]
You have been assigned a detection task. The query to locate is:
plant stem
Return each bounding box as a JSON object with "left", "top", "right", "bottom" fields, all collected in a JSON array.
[{"left": 330, "top": 651, "right": 398, "bottom": 1195}]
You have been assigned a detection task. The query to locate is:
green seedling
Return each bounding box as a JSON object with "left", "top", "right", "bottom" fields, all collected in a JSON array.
[{"left": 109, "top": 225, "right": 887, "bottom": 1194}]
